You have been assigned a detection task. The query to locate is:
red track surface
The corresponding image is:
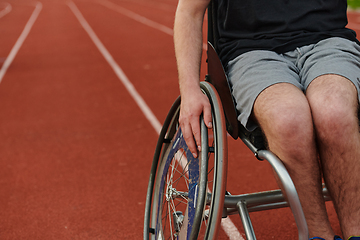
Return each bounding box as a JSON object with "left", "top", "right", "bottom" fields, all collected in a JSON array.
[{"left": 0, "top": 1, "right": 359, "bottom": 239}]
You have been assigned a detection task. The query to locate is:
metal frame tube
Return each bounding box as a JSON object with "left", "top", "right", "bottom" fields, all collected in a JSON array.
[
  {"left": 257, "top": 150, "right": 309, "bottom": 240},
  {"left": 237, "top": 201, "right": 256, "bottom": 240}
]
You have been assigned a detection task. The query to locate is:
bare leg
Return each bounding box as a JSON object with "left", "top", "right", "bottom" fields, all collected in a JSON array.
[
  {"left": 306, "top": 74, "right": 360, "bottom": 239},
  {"left": 253, "top": 83, "right": 334, "bottom": 239}
]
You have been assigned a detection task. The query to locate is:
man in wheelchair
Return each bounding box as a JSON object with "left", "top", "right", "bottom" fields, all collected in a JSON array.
[{"left": 173, "top": 0, "right": 360, "bottom": 239}]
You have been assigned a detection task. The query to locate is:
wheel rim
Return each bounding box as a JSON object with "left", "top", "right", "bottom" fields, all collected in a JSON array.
[
  {"left": 154, "top": 129, "right": 201, "bottom": 239},
  {"left": 147, "top": 82, "right": 227, "bottom": 240}
]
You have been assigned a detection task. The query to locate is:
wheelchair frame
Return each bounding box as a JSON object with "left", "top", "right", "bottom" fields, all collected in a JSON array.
[{"left": 144, "top": 0, "right": 331, "bottom": 239}]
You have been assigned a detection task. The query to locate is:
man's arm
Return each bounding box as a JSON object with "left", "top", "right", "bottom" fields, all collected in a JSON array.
[{"left": 174, "top": 0, "right": 212, "bottom": 158}]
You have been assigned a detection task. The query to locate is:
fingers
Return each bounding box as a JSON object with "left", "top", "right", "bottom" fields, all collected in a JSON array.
[
  {"left": 203, "top": 102, "right": 213, "bottom": 129},
  {"left": 180, "top": 114, "right": 201, "bottom": 158},
  {"left": 179, "top": 95, "right": 213, "bottom": 158}
]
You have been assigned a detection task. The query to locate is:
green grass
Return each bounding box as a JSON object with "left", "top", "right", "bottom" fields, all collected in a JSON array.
[{"left": 348, "top": 0, "right": 360, "bottom": 9}]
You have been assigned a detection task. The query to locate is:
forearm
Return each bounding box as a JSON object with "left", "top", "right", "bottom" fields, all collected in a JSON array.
[{"left": 174, "top": 0, "right": 209, "bottom": 95}]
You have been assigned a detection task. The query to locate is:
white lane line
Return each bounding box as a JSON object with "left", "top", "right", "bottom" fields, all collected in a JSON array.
[
  {"left": 68, "top": 1, "right": 162, "bottom": 134},
  {"left": 0, "top": 2, "right": 12, "bottom": 18},
  {"left": 97, "top": 0, "right": 207, "bottom": 50},
  {"left": 96, "top": 0, "right": 173, "bottom": 36},
  {"left": 0, "top": 2, "right": 42, "bottom": 83},
  {"left": 115, "top": 0, "right": 176, "bottom": 13},
  {"left": 221, "top": 217, "right": 245, "bottom": 240}
]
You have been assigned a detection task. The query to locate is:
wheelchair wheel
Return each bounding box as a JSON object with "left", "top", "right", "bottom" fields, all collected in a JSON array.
[{"left": 144, "top": 82, "right": 227, "bottom": 240}]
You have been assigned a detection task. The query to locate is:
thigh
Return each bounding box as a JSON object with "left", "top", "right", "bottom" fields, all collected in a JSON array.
[
  {"left": 300, "top": 37, "right": 360, "bottom": 103},
  {"left": 227, "top": 50, "right": 303, "bottom": 131},
  {"left": 303, "top": 39, "right": 360, "bottom": 120}
]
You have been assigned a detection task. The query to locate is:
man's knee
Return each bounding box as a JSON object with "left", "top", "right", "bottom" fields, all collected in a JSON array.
[
  {"left": 254, "top": 83, "right": 312, "bottom": 136},
  {"left": 313, "top": 105, "right": 359, "bottom": 146},
  {"left": 259, "top": 105, "right": 317, "bottom": 167},
  {"left": 272, "top": 108, "right": 312, "bottom": 141},
  {"left": 254, "top": 89, "right": 314, "bottom": 150},
  {"left": 307, "top": 75, "right": 359, "bottom": 144}
]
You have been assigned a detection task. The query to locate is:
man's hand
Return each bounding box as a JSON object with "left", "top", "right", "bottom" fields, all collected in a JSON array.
[{"left": 179, "top": 87, "right": 212, "bottom": 158}]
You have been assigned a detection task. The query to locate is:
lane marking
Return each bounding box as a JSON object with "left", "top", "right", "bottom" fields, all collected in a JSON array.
[
  {"left": 0, "top": 2, "right": 12, "bottom": 18},
  {"left": 68, "top": 1, "right": 162, "bottom": 134},
  {"left": 221, "top": 217, "right": 245, "bottom": 240},
  {"left": 0, "top": 2, "right": 42, "bottom": 84},
  {"left": 114, "top": 0, "right": 176, "bottom": 13},
  {"left": 95, "top": 0, "right": 208, "bottom": 50},
  {"left": 96, "top": 0, "right": 173, "bottom": 36}
]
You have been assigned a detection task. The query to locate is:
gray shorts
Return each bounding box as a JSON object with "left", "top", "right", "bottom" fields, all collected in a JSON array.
[{"left": 227, "top": 37, "right": 360, "bottom": 131}]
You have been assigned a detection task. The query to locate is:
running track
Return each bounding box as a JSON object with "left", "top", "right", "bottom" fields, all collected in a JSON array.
[{"left": 0, "top": 0, "right": 360, "bottom": 239}]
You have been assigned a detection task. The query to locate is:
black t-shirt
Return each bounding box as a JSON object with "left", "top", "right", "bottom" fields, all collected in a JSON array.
[{"left": 216, "top": 0, "right": 359, "bottom": 66}]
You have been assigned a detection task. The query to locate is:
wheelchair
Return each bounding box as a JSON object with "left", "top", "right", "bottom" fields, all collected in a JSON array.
[{"left": 143, "top": 1, "right": 331, "bottom": 239}]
